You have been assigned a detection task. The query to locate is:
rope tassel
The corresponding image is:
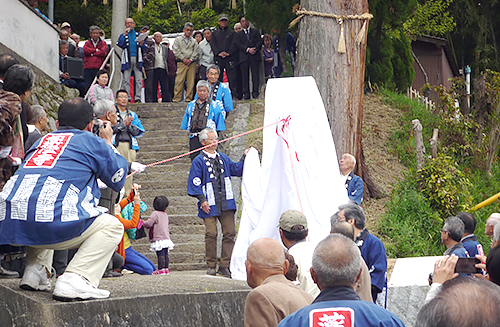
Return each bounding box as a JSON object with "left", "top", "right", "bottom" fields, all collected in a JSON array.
[
  {"left": 337, "top": 18, "right": 346, "bottom": 54},
  {"left": 355, "top": 21, "right": 367, "bottom": 44}
]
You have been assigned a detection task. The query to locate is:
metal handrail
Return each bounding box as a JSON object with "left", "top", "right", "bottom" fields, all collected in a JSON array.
[{"left": 84, "top": 47, "right": 115, "bottom": 101}]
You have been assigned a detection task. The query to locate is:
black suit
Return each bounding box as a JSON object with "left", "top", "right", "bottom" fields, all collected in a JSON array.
[
  {"left": 237, "top": 27, "right": 263, "bottom": 99},
  {"left": 211, "top": 26, "right": 238, "bottom": 97}
]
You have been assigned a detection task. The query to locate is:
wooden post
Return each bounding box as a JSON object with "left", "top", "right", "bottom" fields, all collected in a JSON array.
[
  {"left": 412, "top": 119, "right": 425, "bottom": 170},
  {"left": 430, "top": 128, "right": 438, "bottom": 159}
]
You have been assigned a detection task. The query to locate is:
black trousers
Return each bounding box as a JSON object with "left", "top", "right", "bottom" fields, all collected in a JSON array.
[
  {"left": 240, "top": 60, "right": 260, "bottom": 98},
  {"left": 144, "top": 69, "right": 155, "bottom": 103},
  {"left": 153, "top": 68, "right": 169, "bottom": 102},
  {"left": 189, "top": 136, "right": 203, "bottom": 161},
  {"left": 215, "top": 57, "right": 237, "bottom": 97}
]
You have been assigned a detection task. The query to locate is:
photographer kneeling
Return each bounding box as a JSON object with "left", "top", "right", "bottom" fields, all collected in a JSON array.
[{"left": 0, "top": 98, "right": 128, "bottom": 301}]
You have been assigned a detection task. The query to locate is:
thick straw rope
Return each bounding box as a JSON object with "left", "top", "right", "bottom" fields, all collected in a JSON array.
[{"left": 290, "top": 6, "right": 373, "bottom": 53}]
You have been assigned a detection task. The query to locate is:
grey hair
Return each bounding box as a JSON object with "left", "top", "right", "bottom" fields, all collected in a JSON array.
[
  {"left": 59, "top": 40, "right": 69, "bottom": 47},
  {"left": 331, "top": 221, "right": 355, "bottom": 240},
  {"left": 199, "top": 128, "right": 217, "bottom": 142},
  {"left": 153, "top": 31, "right": 162, "bottom": 37},
  {"left": 196, "top": 79, "right": 210, "bottom": 91},
  {"left": 443, "top": 216, "right": 465, "bottom": 242},
  {"left": 28, "top": 105, "right": 46, "bottom": 125},
  {"left": 184, "top": 22, "right": 194, "bottom": 29},
  {"left": 312, "top": 234, "right": 361, "bottom": 288},
  {"left": 488, "top": 213, "right": 500, "bottom": 225},
  {"left": 330, "top": 212, "right": 339, "bottom": 228},
  {"left": 89, "top": 25, "right": 101, "bottom": 34},
  {"left": 234, "top": 23, "right": 241, "bottom": 29},
  {"left": 493, "top": 224, "right": 500, "bottom": 243},
  {"left": 207, "top": 64, "right": 220, "bottom": 75},
  {"left": 338, "top": 204, "right": 366, "bottom": 230},
  {"left": 93, "top": 99, "right": 115, "bottom": 119}
]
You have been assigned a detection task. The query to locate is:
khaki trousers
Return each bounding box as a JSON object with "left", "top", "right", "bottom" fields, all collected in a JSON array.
[
  {"left": 26, "top": 214, "right": 123, "bottom": 287},
  {"left": 116, "top": 142, "right": 136, "bottom": 197},
  {"left": 173, "top": 61, "right": 197, "bottom": 102},
  {"left": 204, "top": 210, "right": 235, "bottom": 268}
]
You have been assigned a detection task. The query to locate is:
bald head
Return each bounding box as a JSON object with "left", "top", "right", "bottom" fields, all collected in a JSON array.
[
  {"left": 246, "top": 238, "right": 287, "bottom": 288},
  {"left": 312, "top": 234, "right": 361, "bottom": 289},
  {"left": 416, "top": 277, "right": 500, "bottom": 327},
  {"left": 247, "top": 238, "right": 286, "bottom": 271}
]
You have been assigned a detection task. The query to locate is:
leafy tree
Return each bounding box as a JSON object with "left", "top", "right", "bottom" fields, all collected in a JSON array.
[
  {"left": 245, "top": 0, "right": 296, "bottom": 34},
  {"left": 404, "top": 0, "right": 456, "bottom": 37},
  {"left": 366, "top": 0, "right": 418, "bottom": 91}
]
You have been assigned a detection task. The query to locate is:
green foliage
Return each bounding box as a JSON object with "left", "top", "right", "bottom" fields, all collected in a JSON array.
[
  {"left": 366, "top": 28, "right": 415, "bottom": 91},
  {"left": 379, "top": 178, "right": 445, "bottom": 257},
  {"left": 404, "top": 0, "right": 456, "bottom": 37},
  {"left": 245, "top": 0, "right": 296, "bottom": 34},
  {"left": 132, "top": 0, "right": 243, "bottom": 33},
  {"left": 417, "top": 154, "right": 472, "bottom": 217}
]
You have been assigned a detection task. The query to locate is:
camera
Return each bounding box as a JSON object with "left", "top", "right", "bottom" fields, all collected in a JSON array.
[{"left": 92, "top": 118, "right": 105, "bottom": 136}]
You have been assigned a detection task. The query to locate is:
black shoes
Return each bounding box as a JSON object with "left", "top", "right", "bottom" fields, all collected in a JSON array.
[{"left": 216, "top": 267, "right": 231, "bottom": 278}]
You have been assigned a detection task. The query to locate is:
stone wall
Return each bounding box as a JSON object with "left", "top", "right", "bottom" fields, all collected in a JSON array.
[{"left": 25, "top": 74, "right": 79, "bottom": 131}]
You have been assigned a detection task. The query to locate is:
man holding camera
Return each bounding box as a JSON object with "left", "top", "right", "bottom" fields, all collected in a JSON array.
[{"left": 0, "top": 98, "right": 128, "bottom": 301}]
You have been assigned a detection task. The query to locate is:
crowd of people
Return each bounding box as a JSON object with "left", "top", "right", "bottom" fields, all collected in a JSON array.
[{"left": 55, "top": 14, "right": 297, "bottom": 105}]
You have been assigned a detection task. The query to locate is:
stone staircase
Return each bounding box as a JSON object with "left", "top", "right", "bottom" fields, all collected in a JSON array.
[{"left": 126, "top": 102, "right": 240, "bottom": 271}]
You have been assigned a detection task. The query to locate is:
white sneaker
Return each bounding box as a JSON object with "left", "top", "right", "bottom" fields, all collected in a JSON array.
[
  {"left": 52, "top": 272, "right": 110, "bottom": 301},
  {"left": 20, "top": 264, "right": 51, "bottom": 292}
]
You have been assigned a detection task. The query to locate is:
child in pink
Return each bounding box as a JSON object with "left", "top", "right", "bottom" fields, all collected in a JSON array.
[{"left": 142, "top": 196, "right": 174, "bottom": 275}]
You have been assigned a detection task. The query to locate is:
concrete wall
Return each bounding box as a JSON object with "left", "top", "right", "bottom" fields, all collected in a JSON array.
[{"left": 0, "top": 0, "right": 59, "bottom": 81}]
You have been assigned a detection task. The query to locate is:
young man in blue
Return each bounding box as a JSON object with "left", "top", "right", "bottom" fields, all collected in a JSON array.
[
  {"left": 187, "top": 128, "right": 249, "bottom": 277},
  {"left": 278, "top": 234, "right": 405, "bottom": 327},
  {"left": 0, "top": 98, "right": 128, "bottom": 301}
]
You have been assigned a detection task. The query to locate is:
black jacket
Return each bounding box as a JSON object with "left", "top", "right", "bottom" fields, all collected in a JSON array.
[
  {"left": 211, "top": 26, "right": 238, "bottom": 62},
  {"left": 236, "top": 27, "right": 263, "bottom": 63}
]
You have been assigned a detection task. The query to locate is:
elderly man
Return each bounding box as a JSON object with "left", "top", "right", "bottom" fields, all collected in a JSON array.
[
  {"left": 339, "top": 203, "right": 387, "bottom": 304},
  {"left": 278, "top": 210, "right": 319, "bottom": 297},
  {"left": 244, "top": 238, "right": 313, "bottom": 327},
  {"left": 211, "top": 14, "right": 238, "bottom": 97},
  {"left": 195, "top": 65, "right": 233, "bottom": 117},
  {"left": 151, "top": 32, "right": 170, "bottom": 103},
  {"left": 25, "top": 105, "right": 47, "bottom": 151},
  {"left": 278, "top": 234, "right": 405, "bottom": 327},
  {"left": 59, "top": 40, "right": 86, "bottom": 97},
  {"left": 172, "top": 23, "right": 199, "bottom": 103},
  {"left": 339, "top": 153, "right": 364, "bottom": 205},
  {"left": 236, "top": 16, "right": 263, "bottom": 100},
  {"left": 199, "top": 28, "right": 214, "bottom": 81},
  {"left": 187, "top": 128, "right": 249, "bottom": 277},
  {"left": 83, "top": 26, "right": 108, "bottom": 91},
  {"left": 71, "top": 34, "right": 84, "bottom": 59},
  {"left": 330, "top": 220, "right": 372, "bottom": 302},
  {"left": 113, "top": 90, "right": 145, "bottom": 196},
  {"left": 485, "top": 213, "right": 500, "bottom": 238},
  {"left": 117, "top": 18, "right": 147, "bottom": 103},
  {"left": 0, "top": 98, "right": 128, "bottom": 301},
  {"left": 181, "top": 80, "right": 226, "bottom": 161},
  {"left": 441, "top": 216, "right": 469, "bottom": 257},
  {"left": 417, "top": 277, "right": 500, "bottom": 327},
  {"left": 456, "top": 212, "right": 484, "bottom": 258},
  {"left": 60, "top": 29, "right": 76, "bottom": 57}
]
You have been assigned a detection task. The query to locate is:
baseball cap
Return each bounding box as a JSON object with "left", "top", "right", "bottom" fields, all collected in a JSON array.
[
  {"left": 279, "top": 210, "right": 308, "bottom": 233},
  {"left": 61, "top": 22, "right": 71, "bottom": 28},
  {"left": 218, "top": 14, "right": 229, "bottom": 21}
]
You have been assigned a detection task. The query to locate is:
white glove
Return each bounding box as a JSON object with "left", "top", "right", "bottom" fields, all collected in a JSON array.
[
  {"left": 131, "top": 162, "right": 146, "bottom": 173},
  {"left": 9, "top": 156, "right": 22, "bottom": 166},
  {"left": 97, "top": 179, "right": 108, "bottom": 189}
]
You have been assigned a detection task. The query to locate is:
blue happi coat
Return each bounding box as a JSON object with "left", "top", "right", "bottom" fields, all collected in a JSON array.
[
  {"left": 0, "top": 129, "right": 128, "bottom": 246},
  {"left": 360, "top": 232, "right": 388, "bottom": 296},
  {"left": 180, "top": 100, "right": 226, "bottom": 139},
  {"left": 194, "top": 82, "right": 234, "bottom": 117},
  {"left": 187, "top": 152, "right": 243, "bottom": 218}
]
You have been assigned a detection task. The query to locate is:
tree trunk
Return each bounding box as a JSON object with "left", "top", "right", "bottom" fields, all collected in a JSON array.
[{"left": 296, "top": 0, "right": 383, "bottom": 199}]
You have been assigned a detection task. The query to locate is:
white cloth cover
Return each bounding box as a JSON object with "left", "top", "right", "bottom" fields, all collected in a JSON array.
[{"left": 231, "top": 76, "right": 349, "bottom": 280}]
